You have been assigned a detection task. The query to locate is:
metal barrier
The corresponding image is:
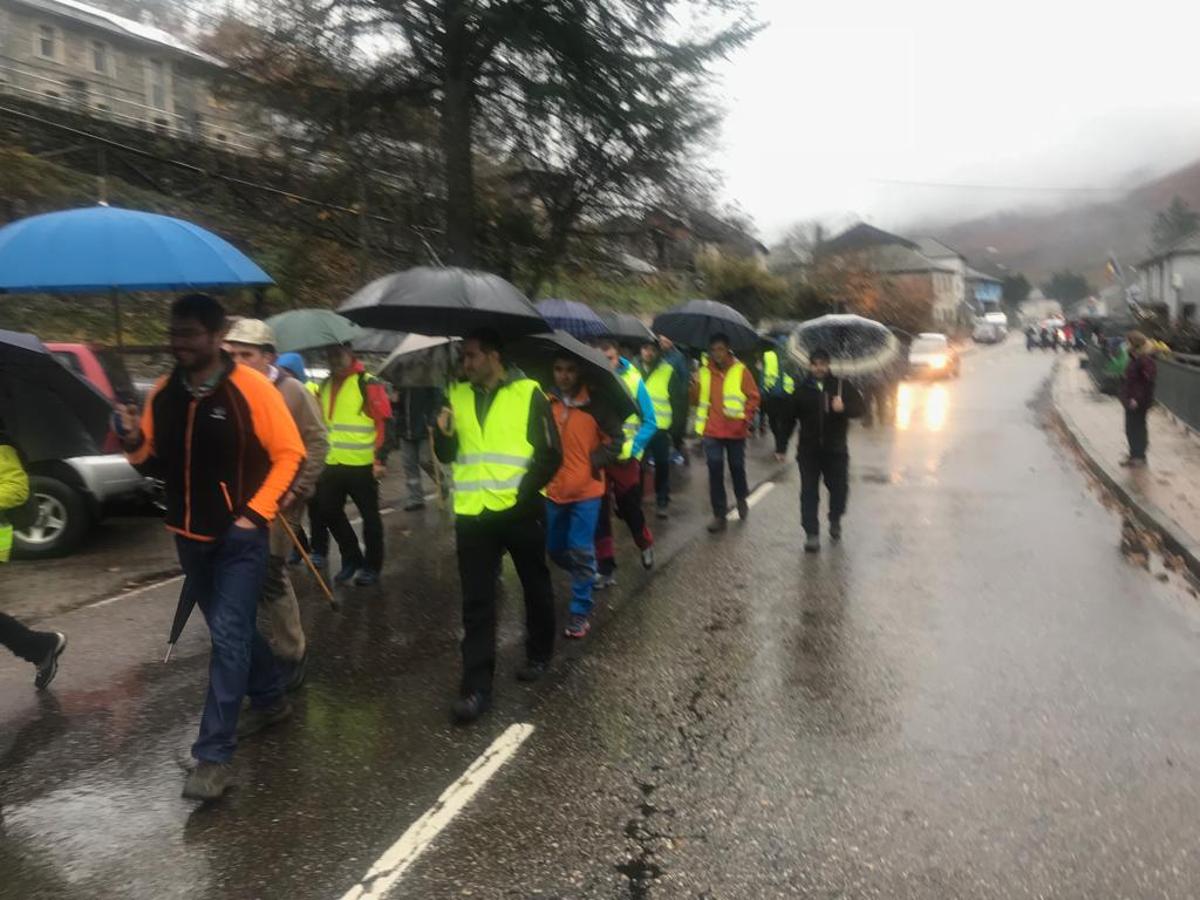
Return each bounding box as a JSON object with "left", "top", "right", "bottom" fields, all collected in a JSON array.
[{"left": 1157, "top": 355, "right": 1200, "bottom": 433}]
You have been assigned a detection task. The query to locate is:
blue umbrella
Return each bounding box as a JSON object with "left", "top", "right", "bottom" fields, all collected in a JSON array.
[
  {"left": 534, "top": 299, "right": 610, "bottom": 341},
  {"left": 0, "top": 206, "right": 272, "bottom": 346}
]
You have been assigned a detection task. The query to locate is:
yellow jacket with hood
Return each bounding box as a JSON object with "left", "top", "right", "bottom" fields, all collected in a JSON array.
[{"left": 0, "top": 442, "right": 30, "bottom": 563}]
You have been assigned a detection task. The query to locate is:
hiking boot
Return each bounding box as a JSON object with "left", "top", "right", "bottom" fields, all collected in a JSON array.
[
  {"left": 707, "top": 516, "right": 727, "bottom": 533},
  {"left": 829, "top": 520, "right": 842, "bottom": 543},
  {"left": 354, "top": 568, "right": 380, "bottom": 587},
  {"left": 564, "top": 614, "right": 591, "bottom": 639},
  {"left": 403, "top": 500, "right": 426, "bottom": 512},
  {"left": 736, "top": 499, "right": 750, "bottom": 521},
  {"left": 804, "top": 534, "right": 821, "bottom": 553},
  {"left": 182, "top": 761, "right": 234, "bottom": 801},
  {"left": 237, "top": 699, "right": 292, "bottom": 739},
  {"left": 641, "top": 547, "right": 655, "bottom": 569},
  {"left": 285, "top": 651, "right": 308, "bottom": 693},
  {"left": 516, "top": 659, "right": 549, "bottom": 683},
  {"left": 452, "top": 692, "right": 491, "bottom": 725},
  {"left": 333, "top": 563, "right": 359, "bottom": 584},
  {"left": 34, "top": 632, "right": 67, "bottom": 690},
  {"left": 593, "top": 572, "right": 617, "bottom": 590}
]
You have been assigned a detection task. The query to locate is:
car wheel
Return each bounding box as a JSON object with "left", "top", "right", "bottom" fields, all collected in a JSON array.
[{"left": 13, "top": 475, "right": 90, "bottom": 559}]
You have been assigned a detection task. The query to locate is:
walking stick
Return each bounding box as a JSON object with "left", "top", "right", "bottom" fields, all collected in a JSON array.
[{"left": 279, "top": 515, "right": 340, "bottom": 612}]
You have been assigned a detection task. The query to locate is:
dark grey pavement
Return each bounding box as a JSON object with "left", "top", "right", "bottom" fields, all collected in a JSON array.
[{"left": 6, "top": 340, "right": 1200, "bottom": 899}]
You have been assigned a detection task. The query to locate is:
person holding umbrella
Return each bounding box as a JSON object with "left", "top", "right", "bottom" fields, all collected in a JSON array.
[
  {"left": 637, "top": 338, "right": 688, "bottom": 518},
  {"left": 116, "top": 293, "right": 305, "bottom": 801},
  {"left": 312, "top": 343, "right": 392, "bottom": 587},
  {"left": 224, "top": 319, "right": 329, "bottom": 691},
  {"left": 691, "top": 334, "right": 761, "bottom": 533},
  {"left": 433, "top": 330, "right": 563, "bottom": 724},
  {"left": 786, "top": 349, "right": 864, "bottom": 553},
  {"left": 594, "top": 338, "right": 657, "bottom": 584}
]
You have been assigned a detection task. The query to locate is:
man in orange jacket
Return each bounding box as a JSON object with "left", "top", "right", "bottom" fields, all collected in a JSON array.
[{"left": 545, "top": 354, "right": 624, "bottom": 638}]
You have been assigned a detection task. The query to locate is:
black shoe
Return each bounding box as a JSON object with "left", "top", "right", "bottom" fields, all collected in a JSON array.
[
  {"left": 237, "top": 699, "right": 293, "bottom": 738},
  {"left": 829, "top": 520, "right": 842, "bottom": 543},
  {"left": 516, "top": 660, "right": 549, "bottom": 683},
  {"left": 452, "top": 692, "right": 491, "bottom": 724},
  {"left": 34, "top": 632, "right": 67, "bottom": 690},
  {"left": 404, "top": 501, "right": 426, "bottom": 512},
  {"left": 708, "top": 516, "right": 727, "bottom": 533},
  {"left": 354, "top": 568, "right": 380, "bottom": 587},
  {"left": 736, "top": 499, "right": 750, "bottom": 521},
  {"left": 804, "top": 534, "right": 821, "bottom": 553},
  {"left": 182, "top": 761, "right": 234, "bottom": 801},
  {"left": 333, "top": 563, "right": 359, "bottom": 584},
  {"left": 285, "top": 651, "right": 308, "bottom": 692}
]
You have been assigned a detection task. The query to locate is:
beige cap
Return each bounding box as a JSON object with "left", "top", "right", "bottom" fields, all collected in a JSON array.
[{"left": 225, "top": 318, "right": 276, "bottom": 348}]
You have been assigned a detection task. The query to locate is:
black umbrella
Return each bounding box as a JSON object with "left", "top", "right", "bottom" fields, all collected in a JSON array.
[
  {"left": 163, "top": 578, "right": 193, "bottom": 663},
  {"left": 339, "top": 266, "right": 548, "bottom": 338},
  {"left": 653, "top": 299, "right": 759, "bottom": 353},
  {"left": 0, "top": 329, "right": 112, "bottom": 462},
  {"left": 597, "top": 310, "right": 655, "bottom": 346},
  {"left": 508, "top": 330, "right": 637, "bottom": 421},
  {"left": 786, "top": 314, "right": 903, "bottom": 383}
]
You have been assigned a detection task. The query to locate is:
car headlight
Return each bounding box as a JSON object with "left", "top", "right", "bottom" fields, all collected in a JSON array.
[{"left": 931, "top": 355, "right": 946, "bottom": 368}]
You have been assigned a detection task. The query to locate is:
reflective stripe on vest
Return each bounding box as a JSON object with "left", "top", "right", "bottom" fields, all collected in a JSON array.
[
  {"left": 449, "top": 379, "right": 538, "bottom": 516},
  {"left": 619, "top": 365, "right": 646, "bottom": 461},
  {"left": 763, "top": 350, "right": 795, "bottom": 395},
  {"left": 320, "top": 375, "right": 378, "bottom": 466},
  {"left": 695, "top": 361, "right": 748, "bottom": 435},
  {"left": 643, "top": 362, "right": 674, "bottom": 432},
  {"left": 0, "top": 523, "right": 12, "bottom": 563}
]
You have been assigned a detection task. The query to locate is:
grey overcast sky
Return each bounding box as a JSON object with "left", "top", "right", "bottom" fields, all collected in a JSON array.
[{"left": 714, "top": 0, "right": 1200, "bottom": 241}]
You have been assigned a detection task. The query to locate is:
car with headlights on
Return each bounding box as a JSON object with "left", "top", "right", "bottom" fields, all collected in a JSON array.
[{"left": 907, "top": 333, "right": 960, "bottom": 379}]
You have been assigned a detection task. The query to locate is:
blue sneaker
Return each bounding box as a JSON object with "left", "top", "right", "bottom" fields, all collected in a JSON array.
[
  {"left": 333, "top": 563, "right": 359, "bottom": 584},
  {"left": 353, "top": 568, "right": 379, "bottom": 587},
  {"left": 671, "top": 451, "right": 686, "bottom": 466}
]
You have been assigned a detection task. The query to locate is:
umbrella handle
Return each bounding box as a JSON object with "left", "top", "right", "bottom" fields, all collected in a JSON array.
[{"left": 279, "top": 514, "right": 339, "bottom": 611}]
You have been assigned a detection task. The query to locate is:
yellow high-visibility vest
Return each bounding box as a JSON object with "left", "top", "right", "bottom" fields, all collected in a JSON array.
[
  {"left": 695, "top": 361, "right": 748, "bottom": 435},
  {"left": 618, "top": 365, "right": 647, "bottom": 461},
  {"left": 449, "top": 378, "right": 538, "bottom": 516},
  {"left": 762, "top": 350, "right": 795, "bottom": 395},
  {"left": 0, "top": 523, "right": 12, "bottom": 563},
  {"left": 320, "top": 374, "right": 379, "bottom": 466},
  {"left": 642, "top": 362, "right": 674, "bottom": 432}
]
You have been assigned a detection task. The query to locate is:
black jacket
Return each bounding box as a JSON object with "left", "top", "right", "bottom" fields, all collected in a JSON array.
[
  {"left": 790, "top": 375, "right": 864, "bottom": 455},
  {"left": 391, "top": 386, "right": 445, "bottom": 443}
]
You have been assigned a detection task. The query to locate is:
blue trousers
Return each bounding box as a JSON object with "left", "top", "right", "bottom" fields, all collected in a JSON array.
[
  {"left": 176, "top": 526, "right": 283, "bottom": 764},
  {"left": 545, "top": 497, "right": 602, "bottom": 617},
  {"left": 703, "top": 437, "right": 748, "bottom": 517}
]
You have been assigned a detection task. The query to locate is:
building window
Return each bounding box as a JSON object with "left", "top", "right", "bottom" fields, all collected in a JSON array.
[
  {"left": 36, "top": 24, "right": 59, "bottom": 61},
  {"left": 67, "top": 79, "right": 88, "bottom": 108},
  {"left": 147, "top": 59, "right": 169, "bottom": 111},
  {"left": 92, "top": 41, "right": 110, "bottom": 75}
]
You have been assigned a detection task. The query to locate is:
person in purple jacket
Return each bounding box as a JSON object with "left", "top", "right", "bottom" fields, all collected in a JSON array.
[{"left": 1118, "top": 331, "right": 1157, "bottom": 468}]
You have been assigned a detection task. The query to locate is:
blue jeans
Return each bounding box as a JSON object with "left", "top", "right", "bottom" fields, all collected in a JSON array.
[
  {"left": 176, "top": 525, "right": 282, "bottom": 764},
  {"left": 545, "top": 497, "right": 602, "bottom": 617},
  {"left": 703, "top": 437, "right": 748, "bottom": 517}
]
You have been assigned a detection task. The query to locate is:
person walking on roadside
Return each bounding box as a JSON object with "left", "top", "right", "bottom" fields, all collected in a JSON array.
[
  {"left": 546, "top": 353, "right": 624, "bottom": 639},
  {"left": 277, "top": 352, "right": 320, "bottom": 561},
  {"left": 1119, "top": 331, "right": 1157, "bottom": 468},
  {"left": 0, "top": 424, "right": 67, "bottom": 689},
  {"left": 691, "top": 333, "right": 761, "bottom": 533},
  {"left": 224, "top": 320, "right": 328, "bottom": 691},
  {"left": 594, "top": 338, "right": 657, "bottom": 586},
  {"left": 761, "top": 338, "right": 796, "bottom": 460},
  {"left": 784, "top": 349, "right": 863, "bottom": 553},
  {"left": 116, "top": 294, "right": 305, "bottom": 801},
  {"left": 433, "top": 330, "right": 562, "bottom": 724},
  {"left": 637, "top": 339, "right": 687, "bottom": 519},
  {"left": 313, "top": 343, "right": 391, "bottom": 587},
  {"left": 390, "top": 383, "right": 448, "bottom": 511}
]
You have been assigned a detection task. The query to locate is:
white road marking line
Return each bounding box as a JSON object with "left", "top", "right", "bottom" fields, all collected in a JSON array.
[
  {"left": 726, "top": 481, "right": 775, "bottom": 520},
  {"left": 339, "top": 723, "right": 536, "bottom": 900},
  {"left": 82, "top": 574, "right": 184, "bottom": 609}
]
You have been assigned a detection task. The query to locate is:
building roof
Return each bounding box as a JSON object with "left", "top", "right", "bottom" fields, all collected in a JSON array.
[
  {"left": 685, "top": 208, "right": 769, "bottom": 256},
  {"left": 12, "top": 0, "right": 224, "bottom": 66},
  {"left": 1137, "top": 232, "right": 1200, "bottom": 268},
  {"left": 915, "top": 237, "right": 965, "bottom": 261},
  {"left": 870, "top": 244, "right": 955, "bottom": 275},
  {"left": 965, "top": 267, "right": 1003, "bottom": 284},
  {"left": 819, "top": 222, "right": 917, "bottom": 256}
]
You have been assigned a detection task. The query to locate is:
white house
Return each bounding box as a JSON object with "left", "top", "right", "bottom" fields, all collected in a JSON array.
[
  {"left": 1136, "top": 234, "right": 1200, "bottom": 324},
  {"left": 915, "top": 237, "right": 969, "bottom": 322}
]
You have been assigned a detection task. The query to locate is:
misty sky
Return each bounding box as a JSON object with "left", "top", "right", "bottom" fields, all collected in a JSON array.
[{"left": 715, "top": 0, "right": 1200, "bottom": 241}]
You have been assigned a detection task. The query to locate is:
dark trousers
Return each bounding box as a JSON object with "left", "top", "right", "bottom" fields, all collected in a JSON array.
[
  {"left": 799, "top": 450, "right": 849, "bottom": 536},
  {"left": 645, "top": 430, "right": 673, "bottom": 507},
  {"left": 703, "top": 437, "right": 748, "bottom": 517},
  {"left": 176, "top": 527, "right": 282, "bottom": 764},
  {"left": 0, "top": 612, "right": 56, "bottom": 664},
  {"left": 314, "top": 464, "right": 383, "bottom": 572},
  {"left": 456, "top": 511, "right": 556, "bottom": 696},
  {"left": 1125, "top": 408, "right": 1149, "bottom": 460},
  {"left": 765, "top": 396, "right": 794, "bottom": 454},
  {"left": 595, "top": 459, "right": 653, "bottom": 575}
]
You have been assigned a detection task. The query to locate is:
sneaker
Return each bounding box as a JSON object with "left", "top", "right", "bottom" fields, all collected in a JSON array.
[
  {"left": 403, "top": 500, "right": 426, "bottom": 512},
  {"left": 182, "top": 761, "right": 234, "bottom": 801},
  {"left": 1118, "top": 456, "right": 1134, "bottom": 467},
  {"left": 285, "top": 651, "right": 308, "bottom": 693},
  {"left": 736, "top": 499, "right": 749, "bottom": 521},
  {"left": 516, "top": 659, "right": 549, "bottom": 682},
  {"left": 829, "top": 520, "right": 842, "bottom": 543},
  {"left": 656, "top": 504, "right": 670, "bottom": 520},
  {"left": 34, "top": 632, "right": 67, "bottom": 690},
  {"left": 641, "top": 547, "right": 655, "bottom": 569},
  {"left": 333, "top": 563, "right": 359, "bottom": 584},
  {"left": 804, "top": 534, "right": 821, "bottom": 553},
  {"left": 707, "top": 516, "right": 727, "bottom": 533},
  {"left": 564, "top": 614, "right": 591, "bottom": 639},
  {"left": 236, "top": 699, "right": 293, "bottom": 738},
  {"left": 452, "top": 692, "right": 491, "bottom": 725},
  {"left": 353, "top": 568, "right": 380, "bottom": 587},
  {"left": 671, "top": 451, "right": 686, "bottom": 466},
  {"left": 593, "top": 572, "right": 617, "bottom": 590},
  {"left": 309, "top": 553, "right": 327, "bottom": 570}
]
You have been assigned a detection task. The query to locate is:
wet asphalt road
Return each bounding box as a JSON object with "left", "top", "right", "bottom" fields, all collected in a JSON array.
[{"left": 5, "top": 340, "right": 1200, "bottom": 899}]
